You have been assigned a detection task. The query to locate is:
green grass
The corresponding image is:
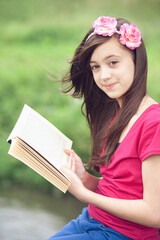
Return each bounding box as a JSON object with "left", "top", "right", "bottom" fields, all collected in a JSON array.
[{"left": 0, "top": 0, "right": 160, "bottom": 193}]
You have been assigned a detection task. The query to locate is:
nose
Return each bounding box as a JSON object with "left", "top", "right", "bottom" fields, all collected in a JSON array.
[{"left": 100, "top": 66, "right": 111, "bottom": 82}]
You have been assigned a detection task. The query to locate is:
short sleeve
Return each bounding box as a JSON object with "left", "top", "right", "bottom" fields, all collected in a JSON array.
[{"left": 138, "top": 121, "right": 160, "bottom": 162}]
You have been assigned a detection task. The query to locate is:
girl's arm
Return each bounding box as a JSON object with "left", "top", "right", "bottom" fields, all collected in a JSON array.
[
  {"left": 61, "top": 154, "right": 160, "bottom": 228},
  {"left": 64, "top": 149, "right": 100, "bottom": 192}
]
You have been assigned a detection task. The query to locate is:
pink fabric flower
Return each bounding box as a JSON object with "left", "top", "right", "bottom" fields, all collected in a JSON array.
[
  {"left": 119, "top": 23, "right": 142, "bottom": 50},
  {"left": 93, "top": 16, "right": 117, "bottom": 37},
  {"left": 86, "top": 16, "right": 142, "bottom": 50}
]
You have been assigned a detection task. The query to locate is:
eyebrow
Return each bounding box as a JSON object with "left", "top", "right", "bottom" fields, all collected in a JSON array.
[{"left": 90, "top": 54, "right": 121, "bottom": 63}]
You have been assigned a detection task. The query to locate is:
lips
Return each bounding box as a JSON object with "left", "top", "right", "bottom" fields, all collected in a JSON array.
[{"left": 104, "top": 82, "right": 117, "bottom": 89}]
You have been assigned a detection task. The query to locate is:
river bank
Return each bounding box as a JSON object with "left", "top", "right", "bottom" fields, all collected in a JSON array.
[{"left": 0, "top": 187, "right": 86, "bottom": 240}]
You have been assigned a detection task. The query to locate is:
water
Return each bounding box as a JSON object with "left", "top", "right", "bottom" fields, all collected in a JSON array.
[{"left": 0, "top": 187, "right": 86, "bottom": 240}]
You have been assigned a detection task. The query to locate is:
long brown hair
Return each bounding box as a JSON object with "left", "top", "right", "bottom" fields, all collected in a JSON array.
[{"left": 62, "top": 17, "right": 148, "bottom": 171}]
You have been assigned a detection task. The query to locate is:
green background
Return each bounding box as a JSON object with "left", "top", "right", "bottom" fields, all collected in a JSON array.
[{"left": 0, "top": 0, "right": 160, "bottom": 194}]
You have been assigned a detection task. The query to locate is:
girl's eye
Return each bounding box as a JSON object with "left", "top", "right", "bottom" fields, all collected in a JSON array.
[
  {"left": 109, "top": 61, "right": 118, "bottom": 66},
  {"left": 90, "top": 65, "right": 99, "bottom": 71}
]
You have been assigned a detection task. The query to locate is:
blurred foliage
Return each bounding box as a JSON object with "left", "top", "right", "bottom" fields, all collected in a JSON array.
[{"left": 0, "top": 0, "right": 160, "bottom": 194}]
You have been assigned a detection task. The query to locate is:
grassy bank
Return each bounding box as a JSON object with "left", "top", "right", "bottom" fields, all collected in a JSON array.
[{"left": 0, "top": 0, "right": 160, "bottom": 194}]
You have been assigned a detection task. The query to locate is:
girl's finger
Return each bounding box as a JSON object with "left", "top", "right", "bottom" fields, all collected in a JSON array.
[
  {"left": 64, "top": 149, "right": 73, "bottom": 155},
  {"left": 71, "top": 156, "right": 76, "bottom": 172},
  {"left": 67, "top": 152, "right": 71, "bottom": 169}
]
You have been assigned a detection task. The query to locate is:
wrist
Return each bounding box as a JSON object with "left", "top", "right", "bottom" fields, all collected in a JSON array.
[{"left": 76, "top": 185, "right": 92, "bottom": 203}]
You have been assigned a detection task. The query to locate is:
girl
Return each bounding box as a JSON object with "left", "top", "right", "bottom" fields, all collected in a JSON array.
[{"left": 48, "top": 16, "right": 160, "bottom": 240}]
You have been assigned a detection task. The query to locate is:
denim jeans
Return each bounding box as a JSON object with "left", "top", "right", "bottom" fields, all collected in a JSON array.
[{"left": 47, "top": 207, "right": 132, "bottom": 240}]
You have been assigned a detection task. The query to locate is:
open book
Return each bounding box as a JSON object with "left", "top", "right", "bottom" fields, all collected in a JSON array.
[{"left": 7, "top": 104, "right": 72, "bottom": 193}]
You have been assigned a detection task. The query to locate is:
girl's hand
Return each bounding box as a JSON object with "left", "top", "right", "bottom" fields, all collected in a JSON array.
[
  {"left": 60, "top": 149, "right": 88, "bottom": 200},
  {"left": 64, "top": 149, "right": 100, "bottom": 192},
  {"left": 64, "top": 149, "right": 86, "bottom": 181},
  {"left": 60, "top": 165, "right": 87, "bottom": 201}
]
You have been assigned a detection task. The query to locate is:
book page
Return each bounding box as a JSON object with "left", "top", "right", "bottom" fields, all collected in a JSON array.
[{"left": 7, "top": 105, "right": 72, "bottom": 169}]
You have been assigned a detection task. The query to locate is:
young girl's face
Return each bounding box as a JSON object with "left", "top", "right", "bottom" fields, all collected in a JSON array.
[{"left": 90, "top": 36, "right": 135, "bottom": 107}]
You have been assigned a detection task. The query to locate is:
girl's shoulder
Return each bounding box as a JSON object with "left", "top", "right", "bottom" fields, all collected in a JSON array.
[
  {"left": 135, "top": 95, "right": 160, "bottom": 125},
  {"left": 119, "top": 103, "right": 160, "bottom": 143},
  {"left": 119, "top": 97, "right": 159, "bottom": 143},
  {"left": 141, "top": 103, "right": 160, "bottom": 124}
]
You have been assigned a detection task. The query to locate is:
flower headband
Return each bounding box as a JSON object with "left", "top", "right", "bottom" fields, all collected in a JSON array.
[{"left": 86, "top": 16, "right": 142, "bottom": 50}]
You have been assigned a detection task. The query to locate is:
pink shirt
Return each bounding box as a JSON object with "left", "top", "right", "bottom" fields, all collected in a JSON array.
[{"left": 88, "top": 104, "right": 160, "bottom": 240}]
